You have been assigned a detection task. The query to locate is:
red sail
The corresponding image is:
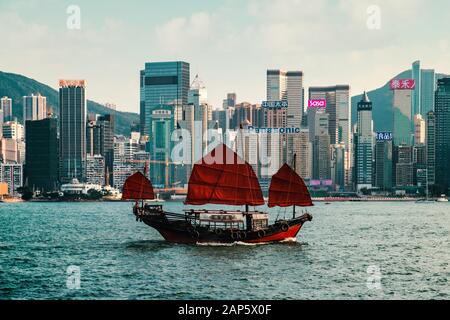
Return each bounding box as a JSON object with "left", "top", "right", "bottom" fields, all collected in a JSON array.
[
  {"left": 122, "top": 172, "right": 155, "bottom": 200},
  {"left": 268, "top": 164, "right": 313, "bottom": 208},
  {"left": 185, "top": 144, "right": 265, "bottom": 206}
]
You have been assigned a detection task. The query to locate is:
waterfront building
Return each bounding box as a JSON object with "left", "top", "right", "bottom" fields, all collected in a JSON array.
[
  {"left": 374, "top": 139, "right": 393, "bottom": 190},
  {"left": 25, "top": 118, "right": 59, "bottom": 192},
  {"left": 394, "top": 145, "right": 414, "bottom": 187},
  {"left": 426, "top": 111, "right": 436, "bottom": 187},
  {"left": 354, "top": 92, "right": 374, "bottom": 191},
  {"left": 59, "top": 80, "right": 87, "bottom": 184},
  {"left": 0, "top": 163, "right": 23, "bottom": 196},
  {"left": 331, "top": 143, "right": 346, "bottom": 191},
  {"left": 140, "top": 61, "right": 189, "bottom": 137},
  {"left": 86, "top": 155, "right": 105, "bottom": 186},
  {"left": 86, "top": 114, "right": 115, "bottom": 185},
  {"left": 434, "top": 78, "right": 450, "bottom": 193},
  {"left": 148, "top": 104, "right": 180, "bottom": 188}
]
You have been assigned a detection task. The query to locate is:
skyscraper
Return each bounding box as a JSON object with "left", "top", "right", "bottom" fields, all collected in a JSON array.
[
  {"left": 434, "top": 78, "right": 450, "bottom": 193},
  {"left": 421, "top": 69, "right": 436, "bottom": 116},
  {"left": 394, "top": 145, "right": 414, "bottom": 187},
  {"left": 308, "top": 85, "right": 351, "bottom": 188},
  {"left": 140, "top": 61, "right": 190, "bottom": 137},
  {"left": 426, "top": 111, "right": 436, "bottom": 187},
  {"left": 149, "top": 104, "right": 180, "bottom": 188},
  {"left": 25, "top": 118, "right": 59, "bottom": 192},
  {"left": 59, "top": 80, "right": 87, "bottom": 183},
  {"left": 354, "top": 92, "right": 374, "bottom": 191},
  {"left": 286, "top": 71, "right": 304, "bottom": 127},
  {"left": 23, "top": 94, "right": 47, "bottom": 124},
  {"left": 1, "top": 97, "right": 13, "bottom": 122},
  {"left": 414, "top": 114, "right": 426, "bottom": 145},
  {"left": 374, "top": 138, "right": 393, "bottom": 190},
  {"left": 267, "top": 70, "right": 304, "bottom": 127},
  {"left": 412, "top": 60, "right": 421, "bottom": 115},
  {"left": 392, "top": 87, "right": 413, "bottom": 146}
]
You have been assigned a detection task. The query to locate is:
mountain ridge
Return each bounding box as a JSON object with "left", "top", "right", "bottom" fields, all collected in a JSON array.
[{"left": 0, "top": 71, "right": 139, "bottom": 136}]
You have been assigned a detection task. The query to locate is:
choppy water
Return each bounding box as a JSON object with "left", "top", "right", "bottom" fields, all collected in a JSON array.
[{"left": 0, "top": 201, "right": 449, "bottom": 300}]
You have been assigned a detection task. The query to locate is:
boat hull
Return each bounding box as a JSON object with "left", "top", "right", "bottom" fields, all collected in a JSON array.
[{"left": 139, "top": 212, "right": 311, "bottom": 244}]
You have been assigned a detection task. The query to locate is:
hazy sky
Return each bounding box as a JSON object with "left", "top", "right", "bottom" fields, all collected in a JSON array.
[{"left": 0, "top": 0, "right": 449, "bottom": 113}]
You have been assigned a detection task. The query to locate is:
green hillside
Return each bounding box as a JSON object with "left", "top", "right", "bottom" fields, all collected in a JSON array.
[
  {"left": 351, "top": 70, "right": 448, "bottom": 132},
  {"left": 0, "top": 71, "right": 139, "bottom": 136}
]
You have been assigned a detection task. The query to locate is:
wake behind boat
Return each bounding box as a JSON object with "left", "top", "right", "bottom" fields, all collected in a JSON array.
[{"left": 123, "top": 144, "right": 313, "bottom": 244}]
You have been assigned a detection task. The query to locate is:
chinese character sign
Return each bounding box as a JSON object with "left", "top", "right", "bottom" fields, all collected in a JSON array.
[
  {"left": 262, "top": 100, "right": 288, "bottom": 109},
  {"left": 376, "top": 132, "right": 393, "bottom": 141},
  {"left": 308, "top": 99, "right": 327, "bottom": 109},
  {"left": 390, "top": 79, "right": 416, "bottom": 90}
]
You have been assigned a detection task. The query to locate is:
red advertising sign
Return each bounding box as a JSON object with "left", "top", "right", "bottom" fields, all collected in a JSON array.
[
  {"left": 308, "top": 99, "right": 327, "bottom": 108},
  {"left": 390, "top": 79, "right": 416, "bottom": 90}
]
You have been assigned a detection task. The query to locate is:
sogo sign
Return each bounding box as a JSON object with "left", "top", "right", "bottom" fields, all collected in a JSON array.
[{"left": 308, "top": 99, "right": 327, "bottom": 108}]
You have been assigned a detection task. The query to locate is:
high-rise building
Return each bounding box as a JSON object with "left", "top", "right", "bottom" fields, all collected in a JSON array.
[
  {"left": 313, "top": 135, "right": 331, "bottom": 181},
  {"left": 0, "top": 138, "right": 23, "bottom": 164},
  {"left": 434, "top": 78, "right": 450, "bottom": 193},
  {"left": 188, "top": 75, "right": 208, "bottom": 121},
  {"left": 309, "top": 85, "right": 352, "bottom": 187},
  {"left": 86, "top": 119, "right": 102, "bottom": 156},
  {"left": 86, "top": 155, "right": 105, "bottom": 186},
  {"left": 374, "top": 139, "right": 393, "bottom": 190},
  {"left": 1, "top": 97, "right": 13, "bottom": 122},
  {"left": 414, "top": 114, "right": 426, "bottom": 145},
  {"left": 354, "top": 92, "right": 374, "bottom": 191},
  {"left": 421, "top": 69, "right": 436, "bottom": 116},
  {"left": 2, "top": 121, "right": 24, "bottom": 141},
  {"left": 24, "top": 118, "right": 59, "bottom": 192},
  {"left": 140, "top": 61, "right": 190, "bottom": 137},
  {"left": 392, "top": 87, "right": 413, "bottom": 146},
  {"left": 426, "top": 111, "right": 436, "bottom": 187},
  {"left": 0, "top": 163, "right": 23, "bottom": 196},
  {"left": 412, "top": 60, "right": 421, "bottom": 116},
  {"left": 59, "top": 80, "right": 87, "bottom": 183},
  {"left": 394, "top": 145, "right": 414, "bottom": 187},
  {"left": 286, "top": 71, "right": 304, "bottom": 127},
  {"left": 331, "top": 143, "right": 346, "bottom": 190},
  {"left": 292, "top": 129, "right": 311, "bottom": 180},
  {"left": 23, "top": 94, "right": 47, "bottom": 124},
  {"left": 224, "top": 93, "right": 237, "bottom": 109},
  {"left": 113, "top": 135, "right": 148, "bottom": 190},
  {"left": 149, "top": 104, "right": 180, "bottom": 188},
  {"left": 86, "top": 114, "right": 115, "bottom": 185},
  {"left": 267, "top": 70, "right": 304, "bottom": 127}
]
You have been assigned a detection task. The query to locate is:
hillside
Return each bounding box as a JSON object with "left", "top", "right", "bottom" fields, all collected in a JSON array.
[
  {"left": 0, "top": 71, "right": 139, "bottom": 136},
  {"left": 351, "top": 70, "right": 448, "bottom": 131}
]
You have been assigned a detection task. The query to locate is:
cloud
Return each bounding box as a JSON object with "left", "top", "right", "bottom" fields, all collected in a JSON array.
[{"left": 154, "top": 12, "right": 214, "bottom": 55}]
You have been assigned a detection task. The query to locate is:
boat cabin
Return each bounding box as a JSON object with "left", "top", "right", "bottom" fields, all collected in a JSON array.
[{"left": 184, "top": 210, "right": 269, "bottom": 232}]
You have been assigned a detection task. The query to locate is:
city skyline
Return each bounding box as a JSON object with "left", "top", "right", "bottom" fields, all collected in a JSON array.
[{"left": 1, "top": 0, "right": 449, "bottom": 112}]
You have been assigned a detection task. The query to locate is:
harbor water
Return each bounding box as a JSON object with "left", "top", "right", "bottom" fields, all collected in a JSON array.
[{"left": 0, "top": 201, "right": 449, "bottom": 300}]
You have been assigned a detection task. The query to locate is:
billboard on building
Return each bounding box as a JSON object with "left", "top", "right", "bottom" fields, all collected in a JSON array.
[
  {"left": 376, "top": 132, "right": 393, "bottom": 141},
  {"left": 308, "top": 99, "right": 327, "bottom": 109},
  {"left": 261, "top": 100, "right": 288, "bottom": 109},
  {"left": 390, "top": 79, "right": 416, "bottom": 90}
]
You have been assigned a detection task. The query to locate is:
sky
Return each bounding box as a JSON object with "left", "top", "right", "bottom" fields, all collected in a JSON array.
[{"left": 0, "top": 0, "right": 449, "bottom": 113}]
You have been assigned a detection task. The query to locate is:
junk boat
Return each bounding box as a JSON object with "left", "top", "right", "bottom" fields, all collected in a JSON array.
[{"left": 123, "top": 144, "right": 313, "bottom": 244}]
